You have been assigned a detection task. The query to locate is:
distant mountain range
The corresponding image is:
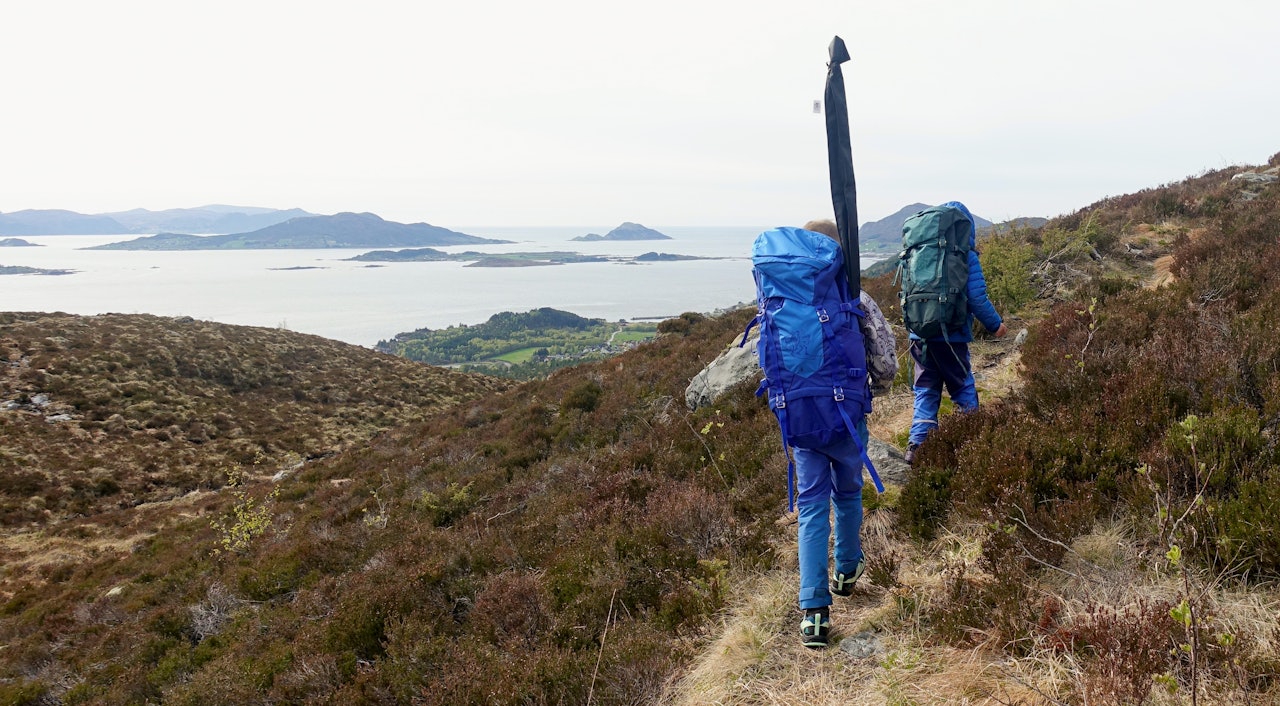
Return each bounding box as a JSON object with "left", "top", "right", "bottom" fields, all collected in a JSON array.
[
  {"left": 857, "top": 204, "right": 991, "bottom": 252},
  {"left": 857, "top": 204, "right": 1044, "bottom": 252},
  {"left": 0, "top": 205, "right": 313, "bottom": 236},
  {"left": 855, "top": 202, "right": 1044, "bottom": 251},
  {"left": 87, "top": 212, "right": 511, "bottom": 250}
]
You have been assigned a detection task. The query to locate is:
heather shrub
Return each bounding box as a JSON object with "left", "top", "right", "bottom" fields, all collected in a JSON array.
[
  {"left": 1051, "top": 600, "right": 1179, "bottom": 705},
  {"left": 901, "top": 176, "right": 1280, "bottom": 589},
  {"left": 656, "top": 311, "right": 707, "bottom": 335},
  {"left": 922, "top": 544, "right": 1044, "bottom": 655},
  {"left": 414, "top": 481, "right": 475, "bottom": 527},
  {"left": 897, "top": 465, "right": 953, "bottom": 541},
  {"left": 471, "top": 571, "right": 550, "bottom": 646},
  {"left": 561, "top": 379, "right": 602, "bottom": 413},
  {"left": 1142, "top": 408, "right": 1280, "bottom": 578},
  {"left": 899, "top": 400, "right": 1114, "bottom": 550},
  {"left": 1198, "top": 473, "right": 1280, "bottom": 579}
]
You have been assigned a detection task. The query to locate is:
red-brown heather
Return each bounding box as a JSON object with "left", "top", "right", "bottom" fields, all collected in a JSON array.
[{"left": 2, "top": 153, "right": 1280, "bottom": 704}]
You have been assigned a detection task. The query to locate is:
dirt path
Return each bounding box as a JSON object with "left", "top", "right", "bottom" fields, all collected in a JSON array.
[{"left": 866, "top": 326, "right": 1027, "bottom": 446}]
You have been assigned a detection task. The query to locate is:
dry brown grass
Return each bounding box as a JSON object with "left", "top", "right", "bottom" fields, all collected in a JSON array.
[
  {"left": 667, "top": 512, "right": 1280, "bottom": 705},
  {"left": 670, "top": 167, "right": 1280, "bottom": 703}
]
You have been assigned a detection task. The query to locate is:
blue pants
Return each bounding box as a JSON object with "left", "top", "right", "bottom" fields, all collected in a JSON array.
[
  {"left": 909, "top": 339, "right": 978, "bottom": 446},
  {"left": 795, "top": 421, "right": 868, "bottom": 610}
]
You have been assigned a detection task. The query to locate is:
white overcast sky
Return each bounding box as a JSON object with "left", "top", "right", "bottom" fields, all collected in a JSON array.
[{"left": 2, "top": 1, "right": 1276, "bottom": 227}]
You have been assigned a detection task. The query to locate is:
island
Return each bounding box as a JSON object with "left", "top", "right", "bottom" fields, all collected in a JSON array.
[
  {"left": 0, "top": 265, "right": 75, "bottom": 276},
  {"left": 85, "top": 212, "right": 512, "bottom": 250},
  {"left": 0, "top": 238, "right": 41, "bottom": 247},
  {"left": 377, "top": 307, "right": 658, "bottom": 380},
  {"left": 634, "top": 252, "right": 703, "bottom": 262},
  {"left": 347, "top": 250, "right": 608, "bottom": 266},
  {"left": 464, "top": 258, "right": 558, "bottom": 268},
  {"left": 571, "top": 222, "right": 672, "bottom": 242},
  {"left": 345, "top": 248, "right": 717, "bottom": 266},
  {"left": 346, "top": 247, "right": 451, "bottom": 262}
]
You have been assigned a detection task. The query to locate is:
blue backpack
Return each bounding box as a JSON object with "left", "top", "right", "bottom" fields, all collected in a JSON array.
[{"left": 740, "top": 227, "right": 884, "bottom": 509}]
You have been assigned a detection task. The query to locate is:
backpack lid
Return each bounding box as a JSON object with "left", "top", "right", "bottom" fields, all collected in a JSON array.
[
  {"left": 940, "top": 200, "right": 977, "bottom": 248},
  {"left": 752, "top": 227, "right": 844, "bottom": 304}
]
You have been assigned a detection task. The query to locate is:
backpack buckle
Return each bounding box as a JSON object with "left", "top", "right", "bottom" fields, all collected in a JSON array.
[
  {"left": 816, "top": 308, "right": 830, "bottom": 323},
  {"left": 774, "top": 393, "right": 786, "bottom": 409},
  {"left": 833, "top": 386, "right": 845, "bottom": 402}
]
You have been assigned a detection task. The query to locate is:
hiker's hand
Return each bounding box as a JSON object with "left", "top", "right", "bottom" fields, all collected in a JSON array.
[{"left": 993, "top": 323, "right": 1008, "bottom": 338}]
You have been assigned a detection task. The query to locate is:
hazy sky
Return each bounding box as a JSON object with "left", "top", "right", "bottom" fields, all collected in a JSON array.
[{"left": 2, "top": 1, "right": 1276, "bottom": 227}]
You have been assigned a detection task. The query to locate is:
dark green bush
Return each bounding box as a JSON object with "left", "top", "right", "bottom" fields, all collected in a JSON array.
[
  {"left": 656, "top": 311, "right": 707, "bottom": 336},
  {"left": 561, "top": 380, "right": 602, "bottom": 413}
]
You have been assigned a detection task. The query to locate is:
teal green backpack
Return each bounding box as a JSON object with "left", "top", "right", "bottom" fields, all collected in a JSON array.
[{"left": 895, "top": 205, "right": 971, "bottom": 340}]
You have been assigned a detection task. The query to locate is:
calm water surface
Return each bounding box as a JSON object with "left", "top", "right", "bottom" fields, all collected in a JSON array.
[{"left": 0, "top": 227, "right": 890, "bottom": 347}]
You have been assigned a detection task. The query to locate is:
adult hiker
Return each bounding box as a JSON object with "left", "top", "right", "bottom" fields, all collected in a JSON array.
[
  {"left": 899, "top": 201, "right": 1006, "bottom": 465},
  {"left": 750, "top": 218, "right": 893, "bottom": 648}
]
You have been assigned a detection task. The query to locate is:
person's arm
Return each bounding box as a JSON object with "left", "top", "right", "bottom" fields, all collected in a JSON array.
[{"left": 966, "top": 250, "right": 1005, "bottom": 335}]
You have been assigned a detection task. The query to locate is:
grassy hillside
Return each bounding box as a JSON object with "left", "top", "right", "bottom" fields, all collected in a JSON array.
[
  {"left": 0, "top": 313, "right": 514, "bottom": 639},
  {"left": 670, "top": 154, "right": 1280, "bottom": 704},
  {"left": 0, "top": 313, "right": 511, "bottom": 529},
  {"left": 3, "top": 154, "right": 1280, "bottom": 705},
  {"left": 0, "top": 309, "right": 785, "bottom": 705}
]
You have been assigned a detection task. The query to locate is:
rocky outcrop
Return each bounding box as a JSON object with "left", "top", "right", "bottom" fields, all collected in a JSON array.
[
  {"left": 865, "top": 437, "right": 910, "bottom": 485},
  {"left": 685, "top": 331, "right": 911, "bottom": 485},
  {"left": 1233, "top": 168, "right": 1279, "bottom": 202},
  {"left": 1231, "top": 169, "right": 1279, "bottom": 184},
  {"left": 685, "top": 332, "right": 760, "bottom": 411}
]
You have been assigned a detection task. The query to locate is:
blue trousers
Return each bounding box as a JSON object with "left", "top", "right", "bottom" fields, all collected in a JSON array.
[
  {"left": 909, "top": 340, "right": 978, "bottom": 446},
  {"left": 794, "top": 421, "right": 868, "bottom": 610}
]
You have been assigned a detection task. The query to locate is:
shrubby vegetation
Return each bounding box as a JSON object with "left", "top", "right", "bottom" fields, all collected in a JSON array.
[
  {"left": 0, "top": 313, "right": 510, "bottom": 528},
  {"left": 4, "top": 158, "right": 1280, "bottom": 703},
  {"left": 0, "top": 308, "right": 782, "bottom": 704},
  {"left": 897, "top": 157, "right": 1280, "bottom": 699}
]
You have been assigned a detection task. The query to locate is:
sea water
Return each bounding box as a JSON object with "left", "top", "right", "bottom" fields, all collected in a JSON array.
[{"left": 0, "top": 227, "right": 891, "bottom": 347}]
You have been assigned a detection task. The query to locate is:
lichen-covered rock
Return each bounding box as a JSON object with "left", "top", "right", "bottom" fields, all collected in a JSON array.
[
  {"left": 1231, "top": 171, "right": 1279, "bottom": 185},
  {"left": 685, "top": 293, "right": 900, "bottom": 408},
  {"left": 685, "top": 332, "right": 760, "bottom": 411}
]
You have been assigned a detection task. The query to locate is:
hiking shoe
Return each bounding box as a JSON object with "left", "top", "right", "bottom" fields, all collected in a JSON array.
[
  {"left": 800, "top": 607, "right": 831, "bottom": 649},
  {"left": 831, "top": 559, "right": 865, "bottom": 597},
  {"left": 904, "top": 443, "right": 920, "bottom": 466}
]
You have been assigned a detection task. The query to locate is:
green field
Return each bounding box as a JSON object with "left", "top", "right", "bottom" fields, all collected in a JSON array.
[{"left": 493, "top": 346, "right": 542, "bottom": 363}]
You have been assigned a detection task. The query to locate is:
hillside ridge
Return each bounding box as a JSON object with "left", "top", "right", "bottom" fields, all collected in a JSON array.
[{"left": 2, "top": 154, "right": 1280, "bottom": 704}]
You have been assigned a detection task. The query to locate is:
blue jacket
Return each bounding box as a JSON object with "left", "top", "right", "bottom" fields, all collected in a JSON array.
[{"left": 908, "top": 201, "right": 1002, "bottom": 343}]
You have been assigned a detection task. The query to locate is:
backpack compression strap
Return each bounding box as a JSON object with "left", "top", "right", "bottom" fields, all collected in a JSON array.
[
  {"left": 835, "top": 400, "right": 885, "bottom": 493},
  {"left": 757, "top": 379, "right": 798, "bottom": 511},
  {"left": 737, "top": 314, "right": 760, "bottom": 348},
  {"left": 815, "top": 305, "right": 886, "bottom": 493}
]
